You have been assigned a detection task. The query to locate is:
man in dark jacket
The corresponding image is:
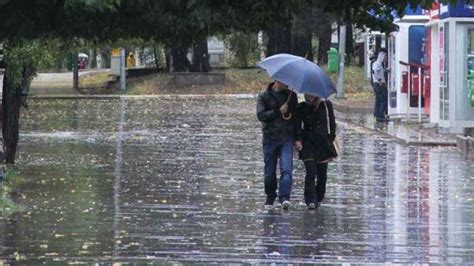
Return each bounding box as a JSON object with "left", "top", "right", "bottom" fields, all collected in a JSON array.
[{"left": 257, "top": 81, "right": 298, "bottom": 210}]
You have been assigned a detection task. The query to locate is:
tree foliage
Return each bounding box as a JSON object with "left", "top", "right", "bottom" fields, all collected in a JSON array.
[{"left": 225, "top": 32, "right": 258, "bottom": 68}]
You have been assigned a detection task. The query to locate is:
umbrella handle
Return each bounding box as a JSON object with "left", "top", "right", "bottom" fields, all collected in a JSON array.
[
  {"left": 282, "top": 112, "right": 292, "bottom": 121},
  {"left": 285, "top": 89, "right": 294, "bottom": 104},
  {"left": 282, "top": 89, "right": 294, "bottom": 121}
]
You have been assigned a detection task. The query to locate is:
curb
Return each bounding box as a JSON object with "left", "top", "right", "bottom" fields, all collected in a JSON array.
[
  {"left": 457, "top": 135, "right": 474, "bottom": 159},
  {"left": 339, "top": 116, "right": 406, "bottom": 145},
  {"left": 332, "top": 102, "right": 374, "bottom": 115},
  {"left": 339, "top": 116, "right": 457, "bottom": 147}
]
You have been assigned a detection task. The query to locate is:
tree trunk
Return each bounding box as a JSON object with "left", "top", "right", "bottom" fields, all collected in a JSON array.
[
  {"left": 3, "top": 84, "right": 21, "bottom": 165},
  {"left": 266, "top": 23, "right": 292, "bottom": 57},
  {"left": 96, "top": 48, "right": 103, "bottom": 69},
  {"left": 190, "top": 39, "right": 210, "bottom": 73},
  {"left": 0, "top": 68, "right": 4, "bottom": 166},
  {"left": 2, "top": 65, "right": 33, "bottom": 164},
  {"left": 345, "top": 22, "right": 354, "bottom": 65},
  {"left": 134, "top": 48, "right": 142, "bottom": 67},
  {"left": 87, "top": 49, "right": 95, "bottom": 69},
  {"left": 170, "top": 47, "right": 190, "bottom": 72},
  {"left": 291, "top": 32, "right": 313, "bottom": 61},
  {"left": 355, "top": 43, "right": 365, "bottom": 67},
  {"left": 317, "top": 27, "right": 332, "bottom": 64},
  {"left": 156, "top": 47, "right": 163, "bottom": 70}
]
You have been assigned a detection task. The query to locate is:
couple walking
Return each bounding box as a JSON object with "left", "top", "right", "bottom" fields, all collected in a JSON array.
[{"left": 257, "top": 80, "right": 338, "bottom": 211}]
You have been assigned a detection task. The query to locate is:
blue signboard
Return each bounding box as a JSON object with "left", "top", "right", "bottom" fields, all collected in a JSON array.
[
  {"left": 405, "top": 5, "right": 424, "bottom": 16},
  {"left": 391, "top": 4, "right": 425, "bottom": 19},
  {"left": 409, "top": 26, "right": 426, "bottom": 64},
  {"left": 440, "top": 1, "right": 474, "bottom": 18}
]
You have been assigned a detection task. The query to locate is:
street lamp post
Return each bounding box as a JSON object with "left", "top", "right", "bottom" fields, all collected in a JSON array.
[
  {"left": 120, "top": 48, "right": 126, "bottom": 91},
  {"left": 336, "top": 25, "right": 346, "bottom": 98}
]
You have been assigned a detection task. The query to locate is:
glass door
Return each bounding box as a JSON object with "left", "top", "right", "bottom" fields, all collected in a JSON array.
[
  {"left": 388, "top": 36, "right": 397, "bottom": 108},
  {"left": 465, "top": 27, "right": 474, "bottom": 114},
  {"left": 440, "top": 23, "right": 449, "bottom": 120},
  {"left": 465, "top": 28, "right": 474, "bottom": 85}
]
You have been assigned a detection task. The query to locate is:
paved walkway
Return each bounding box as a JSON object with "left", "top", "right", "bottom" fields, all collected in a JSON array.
[
  {"left": 332, "top": 99, "right": 458, "bottom": 146},
  {"left": 0, "top": 96, "right": 472, "bottom": 263}
]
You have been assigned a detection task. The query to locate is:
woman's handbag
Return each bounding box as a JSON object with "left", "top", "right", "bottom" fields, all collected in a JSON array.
[{"left": 324, "top": 102, "right": 341, "bottom": 159}]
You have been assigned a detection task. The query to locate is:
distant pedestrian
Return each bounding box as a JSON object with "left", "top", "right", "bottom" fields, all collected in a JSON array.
[
  {"left": 127, "top": 52, "right": 136, "bottom": 68},
  {"left": 372, "top": 49, "right": 389, "bottom": 123},
  {"left": 257, "top": 81, "right": 298, "bottom": 211},
  {"left": 294, "top": 94, "right": 337, "bottom": 210},
  {"left": 79, "top": 58, "right": 86, "bottom": 70}
]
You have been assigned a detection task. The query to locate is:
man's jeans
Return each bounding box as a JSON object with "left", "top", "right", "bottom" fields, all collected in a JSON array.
[
  {"left": 263, "top": 137, "right": 294, "bottom": 203},
  {"left": 374, "top": 83, "right": 388, "bottom": 121}
]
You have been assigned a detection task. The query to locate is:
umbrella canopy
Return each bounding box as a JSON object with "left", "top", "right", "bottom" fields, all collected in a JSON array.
[
  {"left": 258, "top": 53, "right": 336, "bottom": 99},
  {"left": 78, "top": 53, "right": 89, "bottom": 58}
]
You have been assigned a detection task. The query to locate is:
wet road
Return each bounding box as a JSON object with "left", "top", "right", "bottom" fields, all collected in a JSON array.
[{"left": 0, "top": 96, "right": 473, "bottom": 264}]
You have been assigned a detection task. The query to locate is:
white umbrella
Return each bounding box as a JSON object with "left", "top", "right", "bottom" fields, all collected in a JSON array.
[{"left": 78, "top": 53, "right": 89, "bottom": 58}]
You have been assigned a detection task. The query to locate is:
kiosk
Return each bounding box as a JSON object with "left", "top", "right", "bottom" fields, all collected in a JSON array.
[
  {"left": 387, "top": 6, "right": 430, "bottom": 121},
  {"left": 433, "top": 1, "right": 474, "bottom": 133},
  {"left": 426, "top": 4, "right": 441, "bottom": 124}
]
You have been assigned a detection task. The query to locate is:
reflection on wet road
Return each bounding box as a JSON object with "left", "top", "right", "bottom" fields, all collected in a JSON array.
[{"left": 0, "top": 97, "right": 472, "bottom": 263}]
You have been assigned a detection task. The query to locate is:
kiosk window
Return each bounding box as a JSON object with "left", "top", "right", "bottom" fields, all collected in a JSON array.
[{"left": 467, "top": 29, "right": 474, "bottom": 73}]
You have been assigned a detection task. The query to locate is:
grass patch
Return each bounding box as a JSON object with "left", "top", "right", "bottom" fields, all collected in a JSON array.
[
  {"left": 126, "top": 66, "right": 372, "bottom": 97},
  {"left": 125, "top": 69, "right": 270, "bottom": 95},
  {"left": 29, "top": 66, "right": 373, "bottom": 100},
  {"left": 79, "top": 72, "right": 113, "bottom": 87},
  {"left": 124, "top": 74, "right": 173, "bottom": 95},
  {"left": 218, "top": 68, "right": 271, "bottom": 94},
  {"left": 326, "top": 65, "right": 371, "bottom": 93}
]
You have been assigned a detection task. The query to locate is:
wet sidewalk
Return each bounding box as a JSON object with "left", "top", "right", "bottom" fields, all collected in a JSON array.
[
  {"left": 332, "top": 99, "right": 458, "bottom": 146},
  {"left": 0, "top": 96, "right": 473, "bottom": 264}
]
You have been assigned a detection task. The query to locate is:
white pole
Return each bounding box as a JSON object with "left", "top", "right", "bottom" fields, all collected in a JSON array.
[
  {"left": 418, "top": 68, "right": 422, "bottom": 123},
  {"left": 407, "top": 68, "right": 411, "bottom": 120},
  {"left": 337, "top": 25, "right": 346, "bottom": 98},
  {"left": 258, "top": 31, "right": 265, "bottom": 60},
  {"left": 120, "top": 48, "right": 126, "bottom": 91}
]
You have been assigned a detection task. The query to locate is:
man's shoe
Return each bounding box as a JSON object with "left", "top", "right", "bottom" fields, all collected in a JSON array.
[
  {"left": 282, "top": 200, "right": 291, "bottom": 211},
  {"left": 264, "top": 198, "right": 275, "bottom": 209},
  {"left": 307, "top": 203, "right": 316, "bottom": 210}
]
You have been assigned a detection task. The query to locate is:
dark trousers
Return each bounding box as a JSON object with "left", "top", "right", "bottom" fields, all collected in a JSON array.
[
  {"left": 373, "top": 83, "right": 388, "bottom": 121},
  {"left": 263, "top": 137, "right": 294, "bottom": 203},
  {"left": 303, "top": 160, "right": 328, "bottom": 205}
]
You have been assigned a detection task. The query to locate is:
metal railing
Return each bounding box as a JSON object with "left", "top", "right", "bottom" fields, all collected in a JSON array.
[{"left": 399, "top": 61, "right": 430, "bottom": 122}]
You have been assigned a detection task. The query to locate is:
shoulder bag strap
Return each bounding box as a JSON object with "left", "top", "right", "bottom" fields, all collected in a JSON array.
[{"left": 324, "top": 101, "right": 331, "bottom": 135}]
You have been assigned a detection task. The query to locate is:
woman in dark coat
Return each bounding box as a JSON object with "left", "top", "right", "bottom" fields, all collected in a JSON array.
[{"left": 294, "top": 94, "right": 337, "bottom": 210}]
